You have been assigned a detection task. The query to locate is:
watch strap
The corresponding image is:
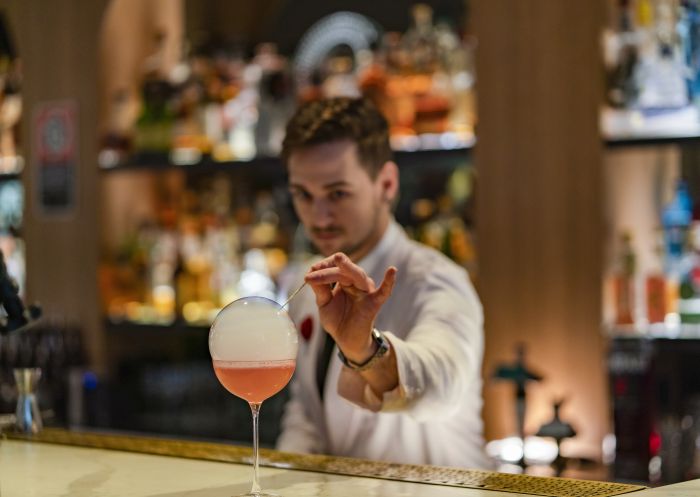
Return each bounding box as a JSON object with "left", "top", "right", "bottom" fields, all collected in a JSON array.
[{"left": 337, "top": 328, "right": 390, "bottom": 372}]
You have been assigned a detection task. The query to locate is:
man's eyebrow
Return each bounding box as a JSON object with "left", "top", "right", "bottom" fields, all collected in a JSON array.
[
  {"left": 322, "top": 181, "right": 350, "bottom": 189},
  {"left": 288, "top": 181, "right": 351, "bottom": 190}
]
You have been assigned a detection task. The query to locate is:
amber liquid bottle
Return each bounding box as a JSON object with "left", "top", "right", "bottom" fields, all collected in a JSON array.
[{"left": 613, "top": 232, "right": 636, "bottom": 326}]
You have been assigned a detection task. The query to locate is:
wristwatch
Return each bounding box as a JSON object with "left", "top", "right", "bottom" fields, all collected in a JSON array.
[{"left": 337, "top": 328, "right": 390, "bottom": 372}]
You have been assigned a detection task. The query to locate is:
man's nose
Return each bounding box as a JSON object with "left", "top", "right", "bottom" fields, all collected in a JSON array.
[{"left": 311, "top": 199, "right": 334, "bottom": 227}]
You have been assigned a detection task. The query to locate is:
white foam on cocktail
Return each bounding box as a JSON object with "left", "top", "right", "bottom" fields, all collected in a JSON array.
[{"left": 209, "top": 298, "right": 298, "bottom": 361}]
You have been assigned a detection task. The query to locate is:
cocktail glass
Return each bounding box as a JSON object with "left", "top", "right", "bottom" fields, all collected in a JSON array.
[{"left": 209, "top": 296, "right": 298, "bottom": 497}]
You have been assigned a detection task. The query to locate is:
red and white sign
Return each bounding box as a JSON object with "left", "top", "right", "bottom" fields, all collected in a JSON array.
[{"left": 32, "top": 100, "right": 78, "bottom": 216}]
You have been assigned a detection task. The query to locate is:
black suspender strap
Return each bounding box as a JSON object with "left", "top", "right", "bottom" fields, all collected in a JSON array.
[{"left": 316, "top": 331, "right": 336, "bottom": 400}]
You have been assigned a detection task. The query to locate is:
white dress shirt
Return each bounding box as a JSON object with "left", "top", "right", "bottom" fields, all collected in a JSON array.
[{"left": 276, "top": 219, "right": 491, "bottom": 469}]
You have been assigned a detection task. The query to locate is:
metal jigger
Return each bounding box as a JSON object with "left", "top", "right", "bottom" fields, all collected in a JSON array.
[{"left": 13, "top": 368, "right": 43, "bottom": 434}]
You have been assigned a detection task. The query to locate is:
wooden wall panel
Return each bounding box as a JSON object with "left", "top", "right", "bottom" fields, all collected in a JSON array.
[
  {"left": 473, "top": 0, "right": 608, "bottom": 458},
  {"left": 5, "top": 0, "right": 109, "bottom": 371}
]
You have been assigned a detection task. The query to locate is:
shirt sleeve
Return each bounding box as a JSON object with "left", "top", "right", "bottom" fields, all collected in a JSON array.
[
  {"left": 336, "top": 268, "right": 484, "bottom": 423},
  {"left": 276, "top": 374, "right": 326, "bottom": 454}
]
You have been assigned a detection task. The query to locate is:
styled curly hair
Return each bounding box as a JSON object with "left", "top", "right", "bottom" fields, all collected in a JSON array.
[{"left": 281, "top": 97, "right": 393, "bottom": 178}]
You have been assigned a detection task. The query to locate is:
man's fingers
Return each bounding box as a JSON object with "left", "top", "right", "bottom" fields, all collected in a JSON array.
[
  {"left": 333, "top": 253, "right": 373, "bottom": 291},
  {"left": 305, "top": 267, "right": 355, "bottom": 287},
  {"left": 305, "top": 278, "right": 333, "bottom": 307},
  {"left": 372, "top": 266, "right": 397, "bottom": 306},
  {"left": 307, "top": 253, "right": 374, "bottom": 291},
  {"left": 310, "top": 254, "right": 342, "bottom": 271},
  {"left": 306, "top": 255, "right": 395, "bottom": 308}
]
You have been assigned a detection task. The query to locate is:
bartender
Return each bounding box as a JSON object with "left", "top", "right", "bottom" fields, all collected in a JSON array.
[{"left": 276, "top": 97, "right": 490, "bottom": 469}]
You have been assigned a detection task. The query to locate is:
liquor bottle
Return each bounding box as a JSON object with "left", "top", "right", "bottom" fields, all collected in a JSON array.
[
  {"left": 170, "top": 40, "right": 209, "bottom": 162},
  {"left": 403, "top": 3, "right": 439, "bottom": 75},
  {"left": 382, "top": 31, "right": 416, "bottom": 139},
  {"left": 149, "top": 226, "right": 178, "bottom": 324},
  {"left": 613, "top": 232, "right": 637, "bottom": 326},
  {"left": 321, "top": 53, "right": 360, "bottom": 99},
  {"left": 223, "top": 63, "right": 258, "bottom": 161},
  {"left": 134, "top": 32, "right": 176, "bottom": 152},
  {"left": 254, "top": 43, "right": 295, "bottom": 157},
  {"left": 440, "top": 24, "right": 476, "bottom": 138},
  {"left": 403, "top": 4, "right": 451, "bottom": 135},
  {"left": 176, "top": 213, "right": 207, "bottom": 316},
  {"left": 636, "top": 0, "right": 689, "bottom": 109},
  {"left": 678, "top": 220, "right": 700, "bottom": 324},
  {"left": 662, "top": 180, "right": 693, "bottom": 318},
  {"left": 662, "top": 181, "right": 692, "bottom": 269},
  {"left": 100, "top": 88, "right": 137, "bottom": 166},
  {"left": 358, "top": 42, "right": 389, "bottom": 115},
  {"left": 679, "top": 0, "right": 700, "bottom": 106},
  {"left": 608, "top": 0, "right": 641, "bottom": 108},
  {"left": 646, "top": 234, "right": 667, "bottom": 325},
  {"left": 206, "top": 214, "right": 241, "bottom": 308}
]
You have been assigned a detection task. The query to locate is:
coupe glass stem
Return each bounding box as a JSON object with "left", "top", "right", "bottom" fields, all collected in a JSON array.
[{"left": 250, "top": 402, "right": 262, "bottom": 495}]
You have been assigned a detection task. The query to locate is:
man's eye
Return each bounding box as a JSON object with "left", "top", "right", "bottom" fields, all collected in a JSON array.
[
  {"left": 290, "top": 190, "right": 312, "bottom": 201},
  {"left": 328, "top": 190, "right": 348, "bottom": 201}
]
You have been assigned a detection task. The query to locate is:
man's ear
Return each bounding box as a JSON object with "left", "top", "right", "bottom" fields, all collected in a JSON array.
[{"left": 377, "top": 161, "right": 399, "bottom": 204}]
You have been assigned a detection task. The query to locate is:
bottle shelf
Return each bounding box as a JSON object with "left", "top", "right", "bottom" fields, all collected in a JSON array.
[
  {"left": 99, "top": 151, "right": 283, "bottom": 174},
  {"left": 99, "top": 120, "right": 700, "bottom": 176},
  {"left": 602, "top": 107, "right": 700, "bottom": 148},
  {"left": 0, "top": 173, "right": 20, "bottom": 182},
  {"left": 607, "top": 322, "right": 700, "bottom": 340},
  {"left": 105, "top": 318, "right": 209, "bottom": 334},
  {"left": 99, "top": 139, "right": 474, "bottom": 174}
]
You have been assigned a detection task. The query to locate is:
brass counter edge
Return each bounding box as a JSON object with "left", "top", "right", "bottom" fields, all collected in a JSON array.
[{"left": 5, "top": 428, "right": 648, "bottom": 497}]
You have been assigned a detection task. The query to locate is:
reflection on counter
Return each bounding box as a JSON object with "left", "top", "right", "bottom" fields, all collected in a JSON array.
[{"left": 2, "top": 430, "right": 652, "bottom": 497}]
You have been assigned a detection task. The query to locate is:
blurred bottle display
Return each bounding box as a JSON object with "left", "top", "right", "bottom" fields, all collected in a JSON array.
[
  {"left": 99, "top": 4, "right": 477, "bottom": 327},
  {"left": 0, "top": 13, "right": 24, "bottom": 301},
  {"left": 0, "top": 178, "right": 23, "bottom": 296},
  {"left": 99, "top": 4, "right": 475, "bottom": 166},
  {"left": 604, "top": 0, "right": 694, "bottom": 111},
  {"left": 101, "top": 173, "right": 293, "bottom": 326},
  {"left": 0, "top": 323, "right": 87, "bottom": 425},
  {"left": 608, "top": 179, "right": 700, "bottom": 334},
  {"left": 0, "top": 11, "right": 22, "bottom": 175}
]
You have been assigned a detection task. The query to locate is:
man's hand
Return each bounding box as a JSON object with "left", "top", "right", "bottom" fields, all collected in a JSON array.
[{"left": 304, "top": 253, "right": 397, "bottom": 364}]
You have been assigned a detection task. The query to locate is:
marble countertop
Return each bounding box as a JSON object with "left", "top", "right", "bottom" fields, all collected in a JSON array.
[
  {"left": 0, "top": 428, "right": 686, "bottom": 497},
  {"left": 2, "top": 439, "right": 488, "bottom": 497}
]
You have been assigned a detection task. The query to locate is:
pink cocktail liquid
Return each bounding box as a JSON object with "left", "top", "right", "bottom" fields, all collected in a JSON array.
[{"left": 213, "top": 359, "right": 295, "bottom": 403}]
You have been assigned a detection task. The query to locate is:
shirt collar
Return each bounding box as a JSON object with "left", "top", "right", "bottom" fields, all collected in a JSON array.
[{"left": 357, "top": 218, "right": 403, "bottom": 279}]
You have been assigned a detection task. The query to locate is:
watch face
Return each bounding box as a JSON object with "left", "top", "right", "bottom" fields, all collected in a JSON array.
[
  {"left": 337, "top": 329, "right": 391, "bottom": 371},
  {"left": 375, "top": 330, "right": 389, "bottom": 355}
]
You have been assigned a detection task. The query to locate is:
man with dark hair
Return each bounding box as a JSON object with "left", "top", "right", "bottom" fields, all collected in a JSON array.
[{"left": 277, "top": 97, "right": 489, "bottom": 469}]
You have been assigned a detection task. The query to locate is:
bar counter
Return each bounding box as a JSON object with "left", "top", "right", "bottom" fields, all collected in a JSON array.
[{"left": 0, "top": 428, "right": 693, "bottom": 497}]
